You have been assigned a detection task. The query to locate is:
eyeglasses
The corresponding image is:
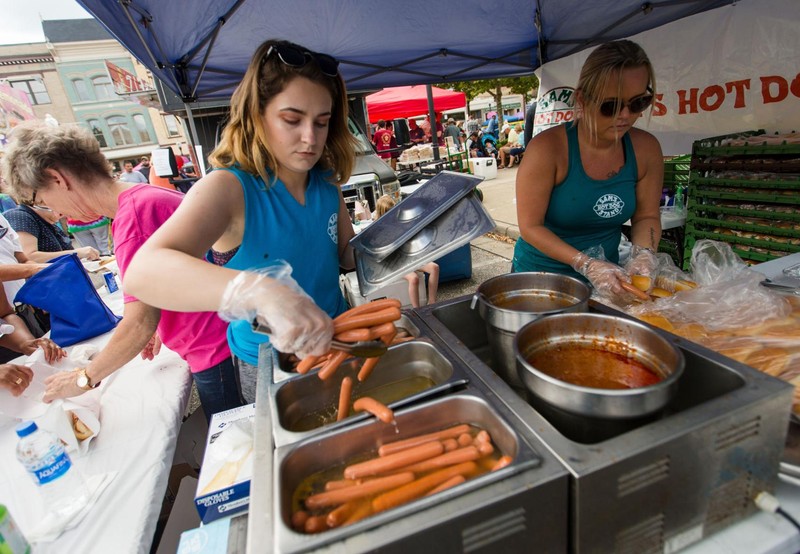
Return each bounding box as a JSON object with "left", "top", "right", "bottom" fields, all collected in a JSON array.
[
  {"left": 31, "top": 191, "right": 52, "bottom": 212},
  {"left": 264, "top": 43, "right": 339, "bottom": 77},
  {"left": 597, "top": 90, "right": 654, "bottom": 118}
]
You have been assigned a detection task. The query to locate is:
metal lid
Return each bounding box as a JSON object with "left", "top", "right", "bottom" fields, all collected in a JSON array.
[
  {"left": 355, "top": 190, "right": 495, "bottom": 295},
  {"left": 349, "top": 171, "right": 483, "bottom": 261}
]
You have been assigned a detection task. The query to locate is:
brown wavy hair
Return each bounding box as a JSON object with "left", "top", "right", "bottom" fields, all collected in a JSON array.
[
  {"left": 208, "top": 39, "right": 357, "bottom": 186},
  {"left": 575, "top": 40, "right": 656, "bottom": 141}
]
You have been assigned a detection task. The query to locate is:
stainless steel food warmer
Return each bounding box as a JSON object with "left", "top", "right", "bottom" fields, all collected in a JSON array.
[
  {"left": 247, "top": 310, "right": 570, "bottom": 553},
  {"left": 413, "top": 295, "right": 793, "bottom": 554}
]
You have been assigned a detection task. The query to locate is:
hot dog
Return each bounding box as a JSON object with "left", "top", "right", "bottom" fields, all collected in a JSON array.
[
  {"left": 317, "top": 349, "right": 349, "bottom": 381},
  {"left": 492, "top": 455, "right": 513, "bottom": 471},
  {"left": 291, "top": 510, "right": 309, "bottom": 531},
  {"left": 371, "top": 461, "right": 478, "bottom": 513},
  {"left": 324, "top": 478, "right": 358, "bottom": 491},
  {"left": 442, "top": 438, "right": 458, "bottom": 452},
  {"left": 424, "top": 475, "right": 466, "bottom": 497},
  {"left": 357, "top": 357, "right": 380, "bottom": 382},
  {"left": 377, "top": 424, "right": 471, "bottom": 457},
  {"left": 368, "top": 321, "right": 397, "bottom": 340},
  {"left": 335, "top": 328, "right": 372, "bottom": 342},
  {"left": 457, "top": 433, "right": 473, "bottom": 447},
  {"left": 337, "top": 377, "right": 353, "bottom": 421},
  {"left": 333, "top": 307, "right": 402, "bottom": 335},
  {"left": 620, "top": 280, "right": 651, "bottom": 301},
  {"left": 304, "top": 515, "right": 329, "bottom": 534},
  {"left": 296, "top": 353, "right": 323, "bottom": 374},
  {"left": 393, "top": 445, "right": 480, "bottom": 474},
  {"left": 353, "top": 396, "right": 394, "bottom": 423},
  {"left": 344, "top": 441, "right": 444, "bottom": 480},
  {"left": 476, "top": 441, "right": 494, "bottom": 457},
  {"left": 304, "top": 472, "right": 415, "bottom": 509},
  {"left": 326, "top": 499, "right": 366, "bottom": 528},
  {"left": 343, "top": 499, "right": 373, "bottom": 526},
  {"left": 333, "top": 298, "right": 402, "bottom": 324}
]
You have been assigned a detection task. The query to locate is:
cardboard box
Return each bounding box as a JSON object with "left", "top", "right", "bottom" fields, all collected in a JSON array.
[
  {"left": 194, "top": 403, "right": 256, "bottom": 523},
  {"left": 469, "top": 157, "right": 497, "bottom": 180}
]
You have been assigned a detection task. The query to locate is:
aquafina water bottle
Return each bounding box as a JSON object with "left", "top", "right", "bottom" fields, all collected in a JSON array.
[{"left": 15, "top": 421, "right": 89, "bottom": 517}]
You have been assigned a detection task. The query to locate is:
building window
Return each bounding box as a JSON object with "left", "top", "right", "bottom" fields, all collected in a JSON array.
[
  {"left": 9, "top": 77, "right": 51, "bottom": 105},
  {"left": 87, "top": 119, "right": 108, "bottom": 148},
  {"left": 164, "top": 114, "right": 181, "bottom": 137},
  {"left": 107, "top": 115, "right": 133, "bottom": 146},
  {"left": 92, "top": 75, "right": 115, "bottom": 100},
  {"left": 72, "top": 78, "right": 91, "bottom": 102},
  {"left": 132, "top": 114, "right": 151, "bottom": 142}
]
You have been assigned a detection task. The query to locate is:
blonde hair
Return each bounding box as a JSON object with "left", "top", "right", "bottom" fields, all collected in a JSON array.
[
  {"left": 575, "top": 40, "right": 656, "bottom": 141},
  {"left": 374, "top": 194, "right": 396, "bottom": 219},
  {"left": 208, "top": 39, "right": 357, "bottom": 187},
  {"left": 1, "top": 121, "right": 112, "bottom": 204}
]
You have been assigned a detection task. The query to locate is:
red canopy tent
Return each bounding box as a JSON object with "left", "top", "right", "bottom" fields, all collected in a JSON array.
[{"left": 365, "top": 86, "right": 466, "bottom": 123}]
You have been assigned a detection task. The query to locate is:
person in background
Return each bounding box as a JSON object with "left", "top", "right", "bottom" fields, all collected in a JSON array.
[
  {"left": 443, "top": 118, "right": 461, "bottom": 150},
  {"left": 408, "top": 119, "right": 425, "bottom": 144},
  {"left": 485, "top": 114, "right": 499, "bottom": 139},
  {"left": 466, "top": 114, "right": 480, "bottom": 136},
  {"left": 498, "top": 123, "right": 524, "bottom": 168},
  {"left": 373, "top": 195, "right": 439, "bottom": 308},
  {"left": 136, "top": 156, "right": 152, "bottom": 183},
  {"left": 2, "top": 122, "right": 243, "bottom": 420},
  {"left": 122, "top": 39, "right": 359, "bottom": 404},
  {"left": 118, "top": 161, "right": 148, "bottom": 184},
  {"left": 513, "top": 39, "right": 663, "bottom": 303},
  {"left": 466, "top": 130, "right": 486, "bottom": 158},
  {"left": 4, "top": 202, "right": 99, "bottom": 263},
  {"left": 67, "top": 216, "right": 113, "bottom": 257},
  {"left": 373, "top": 119, "right": 396, "bottom": 170}
]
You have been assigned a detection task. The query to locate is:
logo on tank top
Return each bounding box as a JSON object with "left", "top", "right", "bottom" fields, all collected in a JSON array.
[
  {"left": 593, "top": 194, "right": 624, "bottom": 218},
  {"left": 327, "top": 213, "right": 338, "bottom": 244}
]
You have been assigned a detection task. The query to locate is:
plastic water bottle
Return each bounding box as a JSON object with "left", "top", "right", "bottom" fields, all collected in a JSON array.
[
  {"left": 15, "top": 421, "right": 89, "bottom": 517},
  {"left": 674, "top": 184, "right": 687, "bottom": 217},
  {"left": 0, "top": 504, "right": 30, "bottom": 554}
]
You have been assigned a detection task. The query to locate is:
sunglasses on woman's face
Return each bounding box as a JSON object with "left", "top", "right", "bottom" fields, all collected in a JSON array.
[
  {"left": 597, "top": 90, "right": 654, "bottom": 118},
  {"left": 264, "top": 44, "right": 339, "bottom": 77}
]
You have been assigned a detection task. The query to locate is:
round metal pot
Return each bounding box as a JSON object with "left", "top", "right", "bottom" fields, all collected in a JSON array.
[
  {"left": 471, "top": 272, "right": 590, "bottom": 389},
  {"left": 514, "top": 313, "right": 684, "bottom": 419}
]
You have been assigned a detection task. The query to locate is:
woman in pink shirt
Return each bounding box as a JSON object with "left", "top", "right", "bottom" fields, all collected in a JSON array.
[{"left": 2, "top": 122, "right": 243, "bottom": 421}]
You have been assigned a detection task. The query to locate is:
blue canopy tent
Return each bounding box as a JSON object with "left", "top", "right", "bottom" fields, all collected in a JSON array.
[{"left": 75, "top": 0, "right": 737, "bottom": 149}]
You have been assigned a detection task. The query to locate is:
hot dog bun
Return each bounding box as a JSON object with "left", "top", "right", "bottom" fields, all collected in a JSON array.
[{"left": 71, "top": 412, "right": 94, "bottom": 441}]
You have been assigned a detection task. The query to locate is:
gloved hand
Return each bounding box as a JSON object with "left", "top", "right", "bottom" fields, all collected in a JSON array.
[
  {"left": 218, "top": 261, "right": 333, "bottom": 359},
  {"left": 625, "top": 245, "right": 658, "bottom": 281},
  {"left": 571, "top": 251, "right": 635, "bottom": 300}
]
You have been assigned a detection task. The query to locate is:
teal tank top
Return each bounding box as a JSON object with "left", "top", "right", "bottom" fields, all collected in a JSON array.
[
  {"left": 220, "top": 166, "right": 347, "bottom": 365},
  {"left": 513, "top": 123, "right": 638, "bottom": 279}
]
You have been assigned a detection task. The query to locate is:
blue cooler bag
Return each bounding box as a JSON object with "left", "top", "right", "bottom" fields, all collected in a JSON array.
[{"left": 15, "top": 253, "right": 122, "bottom": 346}]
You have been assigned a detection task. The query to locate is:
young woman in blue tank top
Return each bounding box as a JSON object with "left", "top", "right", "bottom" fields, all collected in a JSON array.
[
  {"left": 123, "top": 39, "right": 359, "bottom": 403},
  {"left": 514, "top": 40, "right": 664, "bottom": 303}
]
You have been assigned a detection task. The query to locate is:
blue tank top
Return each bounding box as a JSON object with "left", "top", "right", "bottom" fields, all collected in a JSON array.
[
  {"left": 220, "top": 166, "right": 347, "bottom": 364},
  {"left": 513, "top": 123, "right": 638, "bottom": 279}
]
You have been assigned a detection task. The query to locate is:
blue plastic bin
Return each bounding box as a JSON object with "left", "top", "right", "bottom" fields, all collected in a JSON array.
[{"left": 434, "top": 244, "right": 472, "bottom": 283}]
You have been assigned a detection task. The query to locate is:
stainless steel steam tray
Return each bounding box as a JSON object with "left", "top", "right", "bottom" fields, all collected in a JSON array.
[
  {"left": 413, "top": 295, "right": 793, "bottom": 554},
  {"left": 270, "top": 391, "right": 567, "bottom": 553},
  {"left": 264, "top": 338, "right": 472, "bottom": 448},
  {"left": 349, "top": 170, "right": 483, "bottom": 261},
  {"left": 354, "top": 192, "right": 495, "bottom": 296}
]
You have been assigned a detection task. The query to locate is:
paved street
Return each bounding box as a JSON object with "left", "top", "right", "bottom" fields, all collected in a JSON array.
[{"left": 436, "top": 166, "right": 520, "bottom": 302}]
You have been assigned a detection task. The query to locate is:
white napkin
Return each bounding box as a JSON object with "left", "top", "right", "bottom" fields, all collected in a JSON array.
[{"left": 26, "top": 471, "right": 117, "bottom": 543}]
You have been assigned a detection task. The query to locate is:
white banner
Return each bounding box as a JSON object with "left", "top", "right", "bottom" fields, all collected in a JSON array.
[{"left": 533, "top": 0, "right": 800, "bottom": 154}]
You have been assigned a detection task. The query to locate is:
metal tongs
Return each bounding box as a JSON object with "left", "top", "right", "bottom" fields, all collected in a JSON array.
[
  {"left": 251, "top": 320, "right": 388, "bottom": 357},
  {"left": 760, "top": 278, "right": 800, "bottom": 296}
]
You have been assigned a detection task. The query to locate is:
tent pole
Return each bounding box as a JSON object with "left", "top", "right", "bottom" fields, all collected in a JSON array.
[
  {"left": 183, "top": 102, "right": 204, "bottom": 176},
  {"left": 426, "top": 84, "right": 440, "bottom": 160}
]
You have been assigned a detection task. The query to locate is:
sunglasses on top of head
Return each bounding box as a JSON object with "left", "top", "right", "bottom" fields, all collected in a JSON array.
[
  {"left": 597, "top": 89, "right": 654, "bottom": 118},
  {"left": 264, "top": 43, "right": 339, "bottom": 77}
]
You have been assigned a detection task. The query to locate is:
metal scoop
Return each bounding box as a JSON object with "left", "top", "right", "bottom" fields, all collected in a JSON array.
[{"left": 251, "top": 320, "right": 388, "bottom": 357}]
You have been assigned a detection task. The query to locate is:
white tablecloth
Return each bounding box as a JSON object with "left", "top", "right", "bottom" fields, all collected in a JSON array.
[{"left": 0, "top": 286, "right": 192, "bottom": 553}]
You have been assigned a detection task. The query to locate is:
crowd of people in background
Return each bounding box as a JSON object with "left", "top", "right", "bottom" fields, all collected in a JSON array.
[{"left": 370, "top": 108, "right": 533, "bottom": 170}]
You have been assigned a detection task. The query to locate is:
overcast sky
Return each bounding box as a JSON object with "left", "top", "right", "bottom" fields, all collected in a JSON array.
[{"left": 0, "top": 0, "right": 91, "bottom": 45}]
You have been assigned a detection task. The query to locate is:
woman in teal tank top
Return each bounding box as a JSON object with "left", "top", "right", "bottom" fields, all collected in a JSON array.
[
  {"left": 123, "top": 39, "right": 361, "bottom": 402},
  {"left": 514, "top": 40, "right": 665, "bottom": 303}
]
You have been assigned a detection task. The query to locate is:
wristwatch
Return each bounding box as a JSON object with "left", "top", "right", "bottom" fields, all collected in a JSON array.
[{"left": 76, "top": 368, "right": 100, "bottom": 391}]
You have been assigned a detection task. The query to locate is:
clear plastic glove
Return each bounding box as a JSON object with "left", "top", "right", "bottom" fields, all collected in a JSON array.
[
  {"left": 218, "top": 261, "right": 333, "bottom": 359},
  {"left": 570, "top": 252, "right": 648, "bottom": 305},
  {"left": 625, "top": 245, "right": 658, "bottom": 281}
]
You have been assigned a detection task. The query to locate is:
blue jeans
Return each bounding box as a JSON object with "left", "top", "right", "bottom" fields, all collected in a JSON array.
[{"left": 192, "top": 356, "right": 245, "bottom": 422}]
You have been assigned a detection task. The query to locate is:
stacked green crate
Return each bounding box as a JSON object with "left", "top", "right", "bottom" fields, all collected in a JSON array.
[{"left": 683, "top": 130, "right": 800, "bottom": 270}]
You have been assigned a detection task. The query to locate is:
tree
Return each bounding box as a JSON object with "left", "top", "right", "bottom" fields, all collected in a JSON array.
[{"left": 436, "top": 75, "right": 539, "bottom": 128}]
